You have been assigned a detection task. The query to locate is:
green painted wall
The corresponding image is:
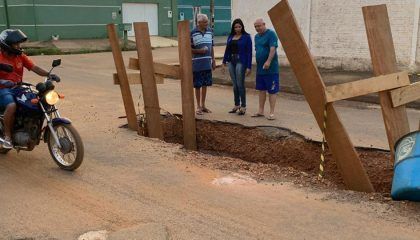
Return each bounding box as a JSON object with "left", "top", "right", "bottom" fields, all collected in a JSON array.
[
  {"left": 177, "top": 0, "right": 231, "bottom": 36},
  {"left": 0, "top": 3, "right": 6, "bottom": 29},
  {"left": 0, "top": 3, "right": 7, "bottom": 28},
  {"left": 0, "top": 0, "right": 179, "bottom": 40}
]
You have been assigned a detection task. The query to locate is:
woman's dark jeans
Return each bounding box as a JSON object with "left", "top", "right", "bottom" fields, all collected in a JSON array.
[{"left": 228, "top": 55, "right": 246, "bottom": 108}]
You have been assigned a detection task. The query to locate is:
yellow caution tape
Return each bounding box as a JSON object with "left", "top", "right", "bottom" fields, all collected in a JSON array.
[{"left": 318, "top": 104, "right": 328, "bottom": 179}]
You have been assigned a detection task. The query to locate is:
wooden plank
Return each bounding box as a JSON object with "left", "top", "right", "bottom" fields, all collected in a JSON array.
[
  {"left": 107, "top": 24, "right": 138, "bottom": 131},
  {"left": 154, "top": 62, "right": 180, "bottom": 79},
  {"left": 128, "top": 58, "right": 139, "bottom": 70},
  {"left": 128, "top": 58, "right": 180, "bottom": 79},
  {"left": 390, "top": 81, "right": 420, "bottom": 107},
  {"left": 268, "top": 0, "right": 374, "bottom": 192},
  {"left": 165, "top": 60, "right": 224, "bottom": 68},
  {"left": 113, "top": 73, "right": 164, "bottom": 85},
  {"left": 363, "top": 5, "right": 410, "bottom": 159},
  {"left": 178, "top": 20, "right": 197, "bottom": 151},
  {"left": 134, "top": 22, "right": 164, "bottom": 140},
  {"left": 325, "top": 72, "right": 410, "bottom": 103}
]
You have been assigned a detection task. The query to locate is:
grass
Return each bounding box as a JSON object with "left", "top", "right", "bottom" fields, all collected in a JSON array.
[{"left": 25, "top": 47, "right": 63, "bottom": 56}]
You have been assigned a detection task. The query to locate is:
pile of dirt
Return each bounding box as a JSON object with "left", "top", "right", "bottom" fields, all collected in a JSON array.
[{"left": 141, "top": 114, "right": 392, "bottom": 193}]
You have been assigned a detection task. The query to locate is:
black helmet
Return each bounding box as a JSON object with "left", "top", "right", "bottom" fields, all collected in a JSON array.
[{"left": 0, "top": 29, "right": 28, "bottom": 55}]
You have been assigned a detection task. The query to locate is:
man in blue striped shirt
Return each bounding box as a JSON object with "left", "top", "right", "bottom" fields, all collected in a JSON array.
[{"left": 191, "top": 14, "right": 216, "bottom": 115}]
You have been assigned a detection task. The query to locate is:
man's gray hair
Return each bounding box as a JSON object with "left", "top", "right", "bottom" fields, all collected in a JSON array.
[
  {"left": 197, "top": 14, "right": 209, "bottom": 22},
  {"left": 255, "top": 18, "right": 265, "bottom": 24}
]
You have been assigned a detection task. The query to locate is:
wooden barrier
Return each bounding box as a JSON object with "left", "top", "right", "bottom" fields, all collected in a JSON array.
[
  {"left": 177, "top": 20, "right": 197, "bottom": 151},
  {"left": 363, "top": 5, "right": 410, "bottom": 159},
  {"left": 134, "top": 22, "right": 164, "bottom": 140},
  {"left": 268, "top": 0, "right": 374, "bottom": 192},
  {"left": 107, "top": 24, "right": 138, "bottom": 131}
]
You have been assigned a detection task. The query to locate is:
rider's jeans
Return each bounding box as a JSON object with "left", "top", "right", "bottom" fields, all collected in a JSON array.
[{"left": 0, "top": 88, "right": 15, "bottom": 109}]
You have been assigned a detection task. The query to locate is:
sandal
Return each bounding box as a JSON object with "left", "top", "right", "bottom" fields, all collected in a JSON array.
[
  {"left": 251, "top": 113, "right": 264, "bottom": 118},
  {"left": 238, "top": 107, "right": 246, "bottom": 115},
  {"left": 202, "top": 107, "right": 212, "bottom": 113},
  {"left": 267, "top": 114, "right": 275, "bottom": 120},
  {"left": 196, "top": 108, "right": 204, "bottom": 115},
  {"left": 228, "top": 106, "right": 240, "bottom": 114}
]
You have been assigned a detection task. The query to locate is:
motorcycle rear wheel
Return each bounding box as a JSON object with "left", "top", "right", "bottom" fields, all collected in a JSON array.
[{"left": 47, "top": 123, "right": 84, "bottom": 171}]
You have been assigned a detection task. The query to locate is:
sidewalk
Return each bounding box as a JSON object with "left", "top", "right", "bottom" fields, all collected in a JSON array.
[
  {"left": 156, "top": 46, "right": 420, "bottom": 109},
  {"left": 23, "top": 39, "right": 420, "bottom": 109}
]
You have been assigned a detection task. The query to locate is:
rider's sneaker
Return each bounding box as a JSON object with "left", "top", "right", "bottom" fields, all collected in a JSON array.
[{"left": 1, "top": 137, "right": 13, "bottom": 149}]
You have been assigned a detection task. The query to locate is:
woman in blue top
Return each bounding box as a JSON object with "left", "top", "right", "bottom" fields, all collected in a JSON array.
[{"left": 222, "top": 18, "right": 252, "bottom": 115}]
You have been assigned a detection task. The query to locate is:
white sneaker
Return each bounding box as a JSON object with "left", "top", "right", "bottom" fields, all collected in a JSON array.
[{"left": 1, "top": 137, "right": 13, "bottom": 149}]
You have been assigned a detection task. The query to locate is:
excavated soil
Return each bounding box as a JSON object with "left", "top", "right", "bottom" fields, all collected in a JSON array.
[{"left": 141, "top": 114, "right": 392, "bottom": 194}]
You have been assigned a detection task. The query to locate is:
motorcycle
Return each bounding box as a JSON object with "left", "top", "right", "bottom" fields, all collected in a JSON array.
[{"left": 0, "top": 59, "right": 84, "bottom": 171}]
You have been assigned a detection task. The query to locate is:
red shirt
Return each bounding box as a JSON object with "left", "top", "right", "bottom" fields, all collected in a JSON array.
[{"left": 0, "top": 51, "right": 35, "bottom": 87}]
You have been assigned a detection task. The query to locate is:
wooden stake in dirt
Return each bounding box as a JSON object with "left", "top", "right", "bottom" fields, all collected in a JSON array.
[
  {"left": 134, "top": 22, "right": 164, "bottom": 140},
  {"left": 363, "top": 5, "right": 410, "bottom": 159},
  {"left": 107, "top": 24, "right": 138, "bottom": 131},
  {"left": 268, "top": 0, "right": 374, "bottom": 192},
  {"left": 177, "top": 21, "right": 197, "bottom": 151}
]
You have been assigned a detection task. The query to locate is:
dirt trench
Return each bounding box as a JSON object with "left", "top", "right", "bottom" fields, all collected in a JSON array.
[{"left": 140, "top": 114, "right": 392, "bottom": 193}]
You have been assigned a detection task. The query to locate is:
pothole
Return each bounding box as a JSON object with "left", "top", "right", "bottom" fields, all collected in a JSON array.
[{"left": 137, "top": 114, "right": 392, "bottom": 194}]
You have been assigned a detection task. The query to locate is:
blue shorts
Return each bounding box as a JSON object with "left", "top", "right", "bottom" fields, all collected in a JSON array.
[
  {"left": 256, "top": 73, "right": 280, "bottom": 94},
  {"left": 193, "top": 70, "right": 213, "bottom": 89},
  {"left": 0, "top": 88, "right": 16, "bottom": 109}
]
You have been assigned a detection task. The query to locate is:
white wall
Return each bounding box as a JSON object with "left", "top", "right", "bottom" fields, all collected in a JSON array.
[
  {"left": 231, "top": 0, "right": 420, "bottom": 72},
  {"left": 232, "top": 0, "right": 310, "bottom": 43}
]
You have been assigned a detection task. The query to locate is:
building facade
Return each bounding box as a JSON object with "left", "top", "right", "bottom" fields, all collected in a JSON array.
[
  {"left": 177, "top": 0, "right": 231, "bottom": 36},
  {"left": 0, "top": 0, "right": 231, "bottom": 41},
  {"left": 232, "top": 0, "right": 420, "bottom": 72},
  {"left": 0, "top": 0, "right": 178, "bottom": 40}
]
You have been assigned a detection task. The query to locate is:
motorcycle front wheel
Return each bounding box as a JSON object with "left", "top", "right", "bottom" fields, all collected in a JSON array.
[
  {"left": 0, "top": 122, "right": 10, "bottom": 154},
  {"left": 47, "top": 123, "right": 84, "bottom": 171}
]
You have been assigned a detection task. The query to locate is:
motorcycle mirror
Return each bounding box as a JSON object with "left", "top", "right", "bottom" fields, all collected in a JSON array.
[{"left": 52, "top": 59, "right": 61, "bottom": 68}]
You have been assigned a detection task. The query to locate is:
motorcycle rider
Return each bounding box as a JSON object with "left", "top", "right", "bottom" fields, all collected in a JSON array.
[{"left": 0, "top": 29, "right": 59, "bottom": 149}]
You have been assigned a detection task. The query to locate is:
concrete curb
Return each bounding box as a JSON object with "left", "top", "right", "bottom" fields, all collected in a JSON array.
[{"left": 212, "top": 66, "right": 420, "bottom": 110}]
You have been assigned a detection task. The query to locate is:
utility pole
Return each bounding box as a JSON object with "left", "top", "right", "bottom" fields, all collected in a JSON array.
[
  {"left": 4, "top": 0, "right": 10, "bottom": 28},
  {"left": 210, "top": 0, "right": 215, "bottom": 30}
]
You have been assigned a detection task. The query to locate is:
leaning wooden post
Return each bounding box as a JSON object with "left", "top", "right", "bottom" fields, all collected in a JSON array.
[
  {"left": 133, "top": 22, "right": 164, "bottom": 140},
  {"left": 363, "top": 5, "right": 410, "bottom": 160},
  {"left": 178, "top": 21, "right": 197, "bottom": 150},
  {"left": 268, "top": 0, "right": 374, "bottom": 192},
  {"left": 107, "top": 24, "right": 138, "bottom": 131}
]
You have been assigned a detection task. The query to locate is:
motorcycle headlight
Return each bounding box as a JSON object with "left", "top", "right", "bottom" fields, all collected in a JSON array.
[{"left": 45, "top": 90, "right": 59, "bottom": 105}]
